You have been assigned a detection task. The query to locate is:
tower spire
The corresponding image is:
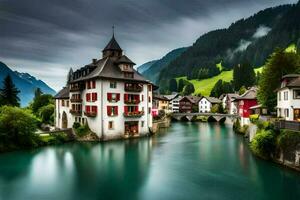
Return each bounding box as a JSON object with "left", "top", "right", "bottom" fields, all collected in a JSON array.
[{"left": 112, "top": 25, "right": 115, "bottom": 37}]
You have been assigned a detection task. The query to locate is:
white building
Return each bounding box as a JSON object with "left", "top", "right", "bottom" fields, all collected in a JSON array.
[
  {"left": 164, "top": 93, "right": 180, "bottom": 113},
  {"left": 54, "top": 34, "right": 155, "bottom": 140},
  {"left": 277, "top": 74, "right": 300, "bottom": 121},
  {"left": 198, "top": 96, "right": 222, "bottom": 113},
  {"left": 220, "top": 93, "right": 240, "bottom": 114}
]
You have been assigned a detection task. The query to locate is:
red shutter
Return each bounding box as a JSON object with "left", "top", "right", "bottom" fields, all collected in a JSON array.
[
  {"left": 124, "top": 106, "right": 128, "bottom": 113},
  {"left": 142, "top": 95, "right": 144, "bottom": 101},
  {"left": 115, "top": 106, "right": 118, "bottom": 115},
  {"left": 107, "top": 106, "right": 111, "bottom": 116},
  {"left": 107, "top": 93, "right": 112, "bottom": 101},
  {"left": 92, "top": 80, "right": 96, "bottom": 88},
  {"left": 92, "top": 106, "right": 97, "bottom": 113},
  {"left": 135, "top": 106, "right": 138, "bottom": 112},
  {"left": 86, "top": 93, "right": 91, "bottom": 102},
  {"left": 124, "top": 94, "right": 128, "bottom": 101},
  {"left": 117, "top": 93, "right": 120, "bottom": 101},
  {"left": 95, "top": 93, "right": 97, "bottom": 101},
  {"left": 86, "top": 106, "right": 90, "bottom": 113}
]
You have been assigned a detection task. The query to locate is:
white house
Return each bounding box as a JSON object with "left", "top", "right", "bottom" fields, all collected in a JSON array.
[
  {"left": 199, "top": 96, "right": 222, "bottom": 113},
  {"left": 277, "top": 74, "right": 300, "bottom": 121},
  {"left": 164, "top": 93, "right": 181, "bottom": 113},
  {"left": 54, "top": 33, "right": 155, "bottom": 140}
]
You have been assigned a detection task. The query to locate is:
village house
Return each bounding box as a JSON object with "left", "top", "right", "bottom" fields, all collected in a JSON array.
[
  {"left": 164, "top": 93, "right": 180, "bottom": 113},
  {"left": 199, "top": 96, "right": 222, "bottom": 113},
  {"left": 233, "top": 87, "right": 258, "bottom": 126},
  {"left": 277, "top": 74, "right": 300, "bottom": 121},
  {"left": 54, "top": 33, "right": 156, "bottom": 140},
  {"left": 179, "top": 96, "right": 201, "bottom": 113},
  {"left": 220, "top": 93, "right": 240, "bottom": 114},
  {"left": 152, "top": 94, "right": 170, "bottom": 116}
]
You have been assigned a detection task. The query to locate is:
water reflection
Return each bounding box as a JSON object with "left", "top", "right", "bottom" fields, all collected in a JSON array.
[{"left": 0, "top": 123, "right": 300, "bottom": 200}]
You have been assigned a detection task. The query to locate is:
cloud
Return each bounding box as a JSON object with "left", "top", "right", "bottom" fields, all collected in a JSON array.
[
  {"left": 0, "top": 0, "right": 297, "bottom": 90},
  {"left": 252, "top": 25, "right": 272, "bottom": 38}
]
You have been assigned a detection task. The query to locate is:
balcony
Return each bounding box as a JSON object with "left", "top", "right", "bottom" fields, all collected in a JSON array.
[
  {"left": 70, "top": 109, "right": 82, "bottom": 116},
  {"left": 124, "top": 84, "right": 143, "bottom": 92},
  {"left": 70, "top": 98, "right": 82, "bottom": 103},
  {"left": 123, "top": 111, "right": 144, "bottom": 118},
  {"left": 124, "top": 99, "right": 140, "bottom": 104},
  {"left": 84, "top": 112, "right": 97, "bottom": 117}
]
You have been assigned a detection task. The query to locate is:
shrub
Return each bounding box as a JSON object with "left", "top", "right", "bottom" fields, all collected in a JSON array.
[
  {"left": 250, "top": 129, "right": 276, "bottom": 158},
  {"left": 38, "top": 104, "right": 54, "bottom": 124},
  {"left": 73, "top": 122, "right": 81, "bottom": 129},
  {"left": 233, "top": 119, "right": 241, "bottom": 132},
  {"left": 277, "top": 130, "right": 300, "bottom": 150},
  {"left": 75, "top": 124, "right": 90, "bottom": 137},
  {"left": 0, "top": 106, "right": 38, "bottom": 148},
  {"left": 250, "top": 114, "right": 259, "bottom": 123}
]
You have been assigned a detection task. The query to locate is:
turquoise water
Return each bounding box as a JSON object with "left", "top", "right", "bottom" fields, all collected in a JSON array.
[{"left": 0, "top": 122, "right": 300, "bottom": 200}]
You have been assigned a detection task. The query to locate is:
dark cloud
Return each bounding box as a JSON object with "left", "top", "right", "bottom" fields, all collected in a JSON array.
[{"left": 0, "top": 0, "right": 297, "bottom": 90}]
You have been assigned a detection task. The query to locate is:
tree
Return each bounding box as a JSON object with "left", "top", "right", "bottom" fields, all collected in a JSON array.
[
  {"left": 233, "top": 61, "right": 256, "bottom": 90},
  {"left": 31, "top": 94, "right": 53, "bottom": 114},
  {"left": 210, "top": 79, "right": 234, "bottom": 98},
  {"left": 178, "top": 79, "right": 185, "bottom": 92},
  {"left": 34, "top": 88, "right": 43, "bottom": 99},
  {"left": 183, "top": 83, "right": 195, "bottom": 95},
  {"left": 0, "top": 75, "right": 20, "bottom": 107},
  {"left": 39, "top": 104, "right": 55, "bottom": 124},
  {"left": 0, "top": 106, "right": 38, "bottom": 148},
  {"left": 257, "top": 49, "right": 300, "bottom": 111},
  {"left": 169, "top": 79, "right": 178, "bottom": 92}
]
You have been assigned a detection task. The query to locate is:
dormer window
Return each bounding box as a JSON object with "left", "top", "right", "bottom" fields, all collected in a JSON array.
[{"left": 124, "top": 72, "right": 134, "bottom": 78}]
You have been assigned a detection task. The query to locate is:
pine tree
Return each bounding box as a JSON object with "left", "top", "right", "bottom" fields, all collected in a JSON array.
[
  {"left": 34, "top": 88, "right": 43, "bottom": 99},
  {"left": 169, "top": 79, "right": 178, "bottom": 92},
  {"left": 183, "top": 83, "right": 195, "bottom": 95},
  {"left": 0, "top": 75, "right": 20, "bottom": 107},
  {"left": 178, "top": 79, "right": 185, "bottom": 92}
]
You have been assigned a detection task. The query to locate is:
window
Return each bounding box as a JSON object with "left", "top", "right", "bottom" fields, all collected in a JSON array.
[
  {"left": 86, "top": 81, "right": 91, "bottom": 89},
  {"left": 107, "top": 106, "right": 118, "bottom": 116},
  {"left": 124, "top": 72, "right": 134, "bottom": 78},
  {"left": 66, "top": 100, "right": 69, "bottom": 107},
  {"left": 284, "top": 91, "right": 288, "bottom": 100},
  {"left": 148, "top": 96, "right": 151, "bottom": 103},
  {"left": 110, "top": 81, "right": 117, "bottom": 88},
  {"left": 108, "top": 121, "right": 114, "bottom": 130},
  {"left": 86, "top": 93, "right": 91, "bottom": 102},
  {"left": 293, "top": 90, "right": 300, "bottom": 99},
  {"left": 141, "top": 121, "right": 145, "bottom": 127},
  {"left": 141, "top": 95, "right": 144, "bottom": 101},
  {"left": 92, "top": 80, "right": 96, "bottom": 89},
  {"left": 284, "top": 109, "right": 289, "bottom": 118},
  {"left": 148, "top": 85, "right": 152, "bottom": 91},
  {"left": 278, "top": 92, "right": 281, "bottom": 101},
  {"left": 107, "top": 93, "right": 120, "bottom": 102},
  {"left": 148, "top": 107, "right": 151, "bottom": 114},
  {"left": 92, "top": 93, "right": 97, "bottom": 102}
]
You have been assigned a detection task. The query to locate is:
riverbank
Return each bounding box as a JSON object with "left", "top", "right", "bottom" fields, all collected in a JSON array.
[{"left": 233, "top": 119, "right": 300, "bottom": 172}]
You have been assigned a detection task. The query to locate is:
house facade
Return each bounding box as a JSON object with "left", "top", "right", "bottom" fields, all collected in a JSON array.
[
  {"left": 152, "top": 94, "right": 170, "bottom": 115},
  {"left": 199, "top": 96, "right": 222, "bottom": 113},
  {"left": 277, "top": 74, "right": 300, "bottom": 121},
  {"left": 54, "top": 34, "right": 155, "bottom": 140},
  {"left": 179, "top": 96, "right": 201, "bottom": 113},
  {"left": 164, "top": 93, "right": 180, "bottom": 113},
  {"left": 224, "top": 93, "right": 240, "bottom": 114},
  {"left": 234, "top": 88, "right": 258, "bottom": 126}
]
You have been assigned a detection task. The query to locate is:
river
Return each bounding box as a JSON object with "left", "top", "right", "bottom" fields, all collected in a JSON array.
[{"left": 0, "top": 122, "right": 300, "bottom": 200}]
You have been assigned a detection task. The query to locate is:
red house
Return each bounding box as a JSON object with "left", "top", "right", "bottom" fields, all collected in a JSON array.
[
  {"left": 179, "top": 96, "right": 201, "bottom": 113},
  {"left": 234, "top": 87, "right": 258, "bottom": 125}
]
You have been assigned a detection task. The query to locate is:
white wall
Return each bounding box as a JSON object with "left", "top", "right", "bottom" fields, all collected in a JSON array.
[
  {"left": 55, "top": 99, "right": 73, "bottom": 129},
  {"left": 199, "top": 98, "right": 212, "bottom": 113},
  {"left": 277, "top": 88, "right": 300, "bottom": 121}
]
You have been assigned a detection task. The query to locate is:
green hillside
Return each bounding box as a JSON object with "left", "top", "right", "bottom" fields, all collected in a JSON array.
[{"left": 177, "top": 67, "right": 263, "bottom": 96}]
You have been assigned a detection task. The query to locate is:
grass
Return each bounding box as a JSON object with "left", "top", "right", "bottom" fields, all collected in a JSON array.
[
  {"left": 285, "top": 44, "right": 297, "bottom": 53},
  {"left": 176, "top": 67, "right": 263, "bottom": 96}
]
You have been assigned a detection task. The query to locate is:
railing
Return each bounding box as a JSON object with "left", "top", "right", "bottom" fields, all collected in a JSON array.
[
  {"left": 124, "top": 99, "right": 140, "bottom": 104},
  {"left": 274, "top": 120, "right": 300, "bottom": 131},
  {"left": 70, "top": 109, "right": 82, "bottom": 115},
  {"left": 84, "top": 112, "right": 97, "bottom": 117},
  {"left": 123, "top": 111, "right": 144, "bottom": 118},
  {"left": 70, "top": 98, "right": 82, "bottom": 103},
  {"left": 124, "top": 85, "right": 143, "bottom": 92}
]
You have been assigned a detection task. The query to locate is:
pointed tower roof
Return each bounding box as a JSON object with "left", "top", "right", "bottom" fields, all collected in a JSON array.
[
  {"left": 117, "top": 55, "right": 136, "bottom": 65},
  {"left": 103, "top": 35, "right": 122, "bottom": 52}
]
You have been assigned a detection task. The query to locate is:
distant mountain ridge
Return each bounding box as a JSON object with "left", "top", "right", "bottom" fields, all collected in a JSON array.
[
  {"left": 0, "top": 61, "right": 56, "bottom": 107},
  {"left": 138, "top": 47, "right": 187, "bottom": 83},
  {"left": 140, "top": 1, "right": 300, "bottom": 91}
]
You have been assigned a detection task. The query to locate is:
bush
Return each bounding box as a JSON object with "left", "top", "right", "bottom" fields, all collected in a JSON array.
[
  {"left": 256, "top": 120, "right": 272, "bottom": 130},
  {"left": 277, "top": 130, "right": 300, "bottom": 150},
  {"left": 0, "top": 106, "right": 38, "bottom": 148},
  {"left": 75, "top": 124, "right": 90, "bottom": 137},
  {"left": 233, "top": 119, "right": 241, "bottom": 132},
  {"left": 250, "top": 114, "right": 259, "bottom": 123},
  {"left": 250, "top": 129, "right": 276, "bottom": 158},
  {"left": 73, "top": 122, "right": 81, "bottom": 129}
]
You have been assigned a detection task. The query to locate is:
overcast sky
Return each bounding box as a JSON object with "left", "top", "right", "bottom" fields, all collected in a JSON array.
[{"left": 0, "top": 0, "right": 298, "bottom": 91}]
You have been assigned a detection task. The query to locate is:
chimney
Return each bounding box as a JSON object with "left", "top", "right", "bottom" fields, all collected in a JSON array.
[{"left": 92, "top": 59, "right": 97, "bottom": 64}]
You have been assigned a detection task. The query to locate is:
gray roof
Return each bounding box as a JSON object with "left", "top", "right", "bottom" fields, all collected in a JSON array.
[
  {"left": 117, "top": 55, "right": 136, "bottom": 65},
  {"left": 164, "top": 93, "right": 179, "bottom": 100},
  {"left": 54, "top": 87, "right": 69, "bottom": 99},
  {"left": 103, "top": 35, "right": 122, "bottom": 51},
  {"left": 153, "top": 94, "right": 169, "bottom": 101},
  {"left": 181, "top": 96, "right": 201, "bottom": 104},
  {"left": 281, "top": 74, "right": 300, "bottom": 80},
  {"left": 235, "top": 88, "right": 257, "bottom": 100},
  {"left": 227, "top": 93, "right": 240, "bottom": 99},
  {"left": 202, "top": 96, "right": 222, "bottom": 104},
  {"left": 286, "top": 77, "right": 300, "bottom": 87}
]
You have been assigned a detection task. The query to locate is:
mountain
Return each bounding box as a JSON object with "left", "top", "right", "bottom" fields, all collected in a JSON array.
[
  {"left": 0, "top": 61, "right": 56, "bottom": 107},
  {"left": 157, "top": 2, "right": 300, "bottom": 91},
  {"left": 139, "top": 47, "right": 187, "bottom": 83},
  {"left": 137, "top": 60, "right": 157, "bottom": 74}
]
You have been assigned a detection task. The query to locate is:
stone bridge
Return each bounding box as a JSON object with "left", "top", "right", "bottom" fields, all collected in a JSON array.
[{"left": 172, "top": 113, "right": 239, "bottom": 122}]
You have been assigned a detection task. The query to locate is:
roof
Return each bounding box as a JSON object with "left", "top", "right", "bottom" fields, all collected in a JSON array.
[
  {"left": 164, "top": 93, "right": 179, "bottom": 101},
  {"left": 249, "top": 104, "right": 266, "bottom": 110},
  {"left": 235, "top": 88, "right": 257, "bottom": 100},
  {"left": 180, "top": 96, "right": 201, "bottom": 104},
  {"left": 285, "top": 76, "right": 300, "bottom": 87},
  {"left": 103, "top": 35, "right": 122, "bottom": 51},
  {"left": 153, "top": 94, "right": 170, "bottom": 101},
  {"left": 281, "top": 74, "right": 300, "bottom": 80},
  {"left": 227, "top": 93, "right": 240, "bottom": 99},
  {"left": 117, "top": 55, "right": 136, "bottom": 65},
  {"left": 54, "top": 87, "right": 69, "bottom": 99},
  {"left": 201, "top": 96, "right": 222, "bottom": 104}
]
